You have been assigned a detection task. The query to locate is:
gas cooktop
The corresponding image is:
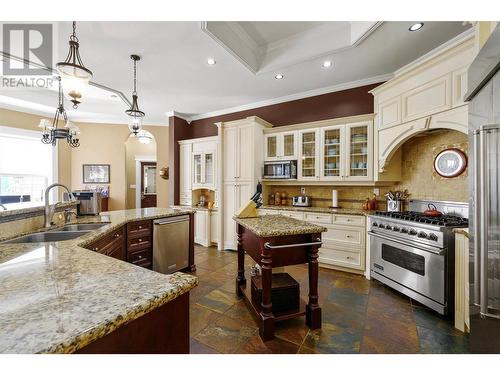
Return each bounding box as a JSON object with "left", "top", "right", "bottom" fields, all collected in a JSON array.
[{"left": 374, "top": 211, "right": 469, "bottom": 227}]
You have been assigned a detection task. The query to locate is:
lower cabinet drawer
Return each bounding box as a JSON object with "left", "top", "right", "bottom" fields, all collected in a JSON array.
[
  {"left": 332, "top": 214, "right": 365, "bottom": 227},
  {"left": 127, "top": 236, "right": 151, "bottom": 252},
  {"left": 319, "top": 247, "right": 362, "bottom": 269},
  {"left": 304, "top": 212, "right": 332, "bottom": 224},
  {"left": 322, "top": 225, "right": 364, "bottom": 248},
  {"left": 280, "top": 210, "right": 304, "bottom": 220},
  {"left": 128, "top": 248, "right": 151, "bottom": 264}
]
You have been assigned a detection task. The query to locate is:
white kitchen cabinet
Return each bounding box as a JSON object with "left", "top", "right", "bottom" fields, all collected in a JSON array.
[
  {"left": 264, "top": 131, "right": 298, "bottom": 161},
  {"left": 218, "top": 116, "right": 272, "bottom": 250},
  {"left": 179, "top": 143, "right": 192, "bottom": 206},
  {"left": 345, "top": 121, "right": 373, "bottom": 181},
  {"left": 179, "top": 137, "right": 218, "bottom": 199},
  {"left": 302, "top": 212, "right": 366, "bottom": 273},
  {"left": 319, "top": 125, "right": 344, "bottom": 181},
  {"left": 194, "top": 210, "right": 210, "bottom": 247},
  {"left": 210, "top": 211, "right": 218, "bottom": 245},
  {"left": 298, "top": 129, "right": 320, "bottom": 180},
  {"left": 193, "top": 151, "right": 216, "bottom": 189}
]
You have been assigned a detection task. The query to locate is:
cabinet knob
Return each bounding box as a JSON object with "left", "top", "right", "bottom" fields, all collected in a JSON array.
[
  {"left": 93, "top": 247, "right": 98, "bottom": 251},
  {"left": 346, "top": 235, "right": 352, "bottom": 238},
  {"left": 346, "top": 256, "right": 351, "bottom": 260},
  {"left": 138, "top": 238, "right": 142, "bottom": 242},
  {"left": 114, "top": 233, "right": 120, "bottom": 238},
  {"left": 138, "top": 255, "right": 143, "bottom": 259},
  {"left": 138, "top": 225, "right": 142, "bottom": 229}
]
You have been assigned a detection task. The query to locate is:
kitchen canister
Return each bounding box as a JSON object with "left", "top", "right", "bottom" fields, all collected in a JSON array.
[{"left": 331, "top": 189, "right": 339, "bottom": 208}]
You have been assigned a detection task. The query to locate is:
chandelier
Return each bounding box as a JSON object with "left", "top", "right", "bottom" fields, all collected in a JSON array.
[
  {"left": 137, "top": 130, "right": 153, "bottom": 144},
  {"left": 126, "top": 54, "right": 145, "bottom": 136},
  {"left": 56, "top": 21, "right": 93, "bottom": 109},
  {"left": 39, "top": 77, "right": 80, "bottom": 148}
]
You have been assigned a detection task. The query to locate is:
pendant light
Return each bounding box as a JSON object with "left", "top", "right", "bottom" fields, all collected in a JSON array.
[
  {"left": 39, "top": 77, "right": 80, "bottom": 148},
  {"left": 56, "top": 21, "right": 93, "bottom": 109},
  {"left": 126, "top": 54, "right": 145, "bottom": 136}
]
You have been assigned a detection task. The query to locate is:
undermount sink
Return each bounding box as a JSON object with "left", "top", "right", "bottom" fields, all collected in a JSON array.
[
  {"left": 1, "top": 231, "right": 91, "bottom": 244},
  {"left": 57, "top": 223, "right": 109, "bottom": 231}
]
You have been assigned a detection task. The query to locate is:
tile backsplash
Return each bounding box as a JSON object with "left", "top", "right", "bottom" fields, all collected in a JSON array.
[{"left": 263, "top": 129, "right": 468, "bottom": 209}]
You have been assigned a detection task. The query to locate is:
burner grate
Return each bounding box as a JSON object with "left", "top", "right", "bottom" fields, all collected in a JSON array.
[{"left": 374, "top": 211, "right": 468, "bottom": 227}]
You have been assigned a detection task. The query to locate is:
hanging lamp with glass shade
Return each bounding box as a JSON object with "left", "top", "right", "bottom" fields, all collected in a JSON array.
[
  {"left": 56, "top": 21, "right": 93, "bottom": 109},
  {"left": 126, "top": 54, "right": 145, "bottom": 136},
  {"left": 137, "top": 130, "right": 153, "bottom": 144},
  {"left": 39, "top": 77, "right": 80, "bottom": 148}
]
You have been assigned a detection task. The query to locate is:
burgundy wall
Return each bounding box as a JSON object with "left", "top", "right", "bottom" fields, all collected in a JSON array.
[
  {"left": 188, "top": 83, "right": 381, "bottom": 139},
  {"left": 168, "top": 82, "right": 382, "bottom": 205}
]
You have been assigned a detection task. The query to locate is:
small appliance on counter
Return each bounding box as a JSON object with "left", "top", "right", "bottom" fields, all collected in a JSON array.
[
  {"left": 69, "top": 190, "right": 102, "bottom": 215},
  {"left": 263, "top": 160, "right": 297, "bottom": 179},
  {"left": 292, "top": 195, "right": 311, "bottom": 207},
  {"left": 197, "top": 192, "right": 207, "bottom": 207}
]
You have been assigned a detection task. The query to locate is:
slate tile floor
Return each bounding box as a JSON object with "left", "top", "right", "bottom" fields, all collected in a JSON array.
[{"left": 188, "top": 245, "right": 469, "bottom": 354}]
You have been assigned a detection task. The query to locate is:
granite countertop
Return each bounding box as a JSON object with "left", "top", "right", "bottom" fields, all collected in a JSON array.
[
  {"left": 171, "top": 204, "right": 217, "bottom": 212},
  {"left": 260, "top": 205, "right": 375, "bottom": 216},
  {"left": 0, "top": 207, "right": 198, "bottom": 354},
  {"left": 234, "top": 214, "right": 327, "bottom": 237}
]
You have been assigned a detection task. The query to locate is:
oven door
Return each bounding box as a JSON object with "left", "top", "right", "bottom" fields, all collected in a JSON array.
[{"left": 369, "top": 232, "right": 446, "bottom": 304}]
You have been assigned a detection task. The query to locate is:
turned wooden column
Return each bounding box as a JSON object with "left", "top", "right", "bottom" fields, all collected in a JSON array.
[
  {"left": 235, "top": 224, "right": 246, "bottom": 296},
  {"left": 306, "top": 234, "right": 322, "bottom": 330},
  {"left": 260, "top": 241, "right": 275, "bottom": 340}
]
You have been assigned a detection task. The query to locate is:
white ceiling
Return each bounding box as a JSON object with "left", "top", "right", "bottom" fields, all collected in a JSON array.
[{"left": 0, "top": 21, "right": 471, "bottom": 125}]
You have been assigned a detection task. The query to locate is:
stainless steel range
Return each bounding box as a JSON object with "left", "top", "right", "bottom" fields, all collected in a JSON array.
[{"left": 369, "top": 200, "right": 468, "bottom": 315}]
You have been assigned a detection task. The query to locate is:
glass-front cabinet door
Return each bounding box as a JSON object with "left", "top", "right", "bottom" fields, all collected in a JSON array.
[
  {"left": 320, "top": 125, "right": 344, "bottom": 181},
  {"left": 193, "top": 153, "right": 202, "bottom": 186},
  {"left": 298, "top": 129, "right": 319, "bottom": 180},
  {"left": 282, "top": 131, "right": 297, "bottom": 159},
  {"left": 265, "top": 134, "right": 278, "bottom": 160},
  {"left": 204, "top": 152, "right": 214, "bottom": 186},
  {"left": 345, "top": 122, "right": 372, "bottom": 181}
]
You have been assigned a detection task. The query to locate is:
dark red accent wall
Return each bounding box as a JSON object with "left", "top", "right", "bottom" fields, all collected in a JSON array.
[
  {"left": 168, "top": 82, "right": 382, "bottom": 205},
  {"left": 188, "top": 83, "right": 381, "bottom": 139}
]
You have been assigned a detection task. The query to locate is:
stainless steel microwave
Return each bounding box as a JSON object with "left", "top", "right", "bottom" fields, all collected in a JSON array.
[{"left": 263, "top": 160, "right": 297, "bottom": 179}]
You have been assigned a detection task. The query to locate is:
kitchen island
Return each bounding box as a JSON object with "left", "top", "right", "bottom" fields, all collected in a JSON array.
[
  {"left": 0, "top": 208, "right": 198, "bottom": 354},
  {"left": 234, "top": 214, "right": 326, "bottom": 341}
]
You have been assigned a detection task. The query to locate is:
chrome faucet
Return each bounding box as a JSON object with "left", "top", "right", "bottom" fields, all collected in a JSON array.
[
  {"left": 0, "top": 203, "right": 6, "bottom": 211},
  {"left": 44, "top": 183, "right": 75, "bottom": 228}
]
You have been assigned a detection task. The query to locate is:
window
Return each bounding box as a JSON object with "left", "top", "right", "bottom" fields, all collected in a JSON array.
[{"left": 0, "top": 125, "right": 57, "bottom": 204}]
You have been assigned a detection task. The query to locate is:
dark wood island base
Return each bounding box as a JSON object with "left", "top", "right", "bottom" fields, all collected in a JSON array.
[
  {"left": 76, "top": 293, "right": 190, "bottom": 354},
  {"left": 234, "top": 216, "right": 326, "bottom": 341}
]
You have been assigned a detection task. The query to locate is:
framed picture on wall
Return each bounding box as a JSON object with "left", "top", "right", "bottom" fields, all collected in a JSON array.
[{"left": 82, "top": 164, "right": 110, "bottom": 184}]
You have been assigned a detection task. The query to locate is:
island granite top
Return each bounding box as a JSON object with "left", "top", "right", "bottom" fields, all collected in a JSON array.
[
  {"left": 0, "top": 207, "right": 197, "bottom": 354},
  {"left": 234, "top": 214, "right": 327, "bottom": 237}
]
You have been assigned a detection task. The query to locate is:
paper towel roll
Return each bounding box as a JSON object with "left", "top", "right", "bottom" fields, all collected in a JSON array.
[{"left": 332, "top": 190, "right": 338, "bottom": 207}]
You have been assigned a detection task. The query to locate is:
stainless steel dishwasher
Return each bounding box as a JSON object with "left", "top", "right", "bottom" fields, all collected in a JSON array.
[{"left": 153, "top": 215, "right": 190, "bottom": 274}]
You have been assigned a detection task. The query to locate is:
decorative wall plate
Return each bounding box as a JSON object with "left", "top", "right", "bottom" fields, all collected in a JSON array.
[{"left": 434, "top": 148, "right": 467, "bottom": 178}]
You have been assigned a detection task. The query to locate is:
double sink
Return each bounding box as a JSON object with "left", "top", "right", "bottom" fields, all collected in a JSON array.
[{"left": 1, "top": 223, "right": 110, "bottom": 244}]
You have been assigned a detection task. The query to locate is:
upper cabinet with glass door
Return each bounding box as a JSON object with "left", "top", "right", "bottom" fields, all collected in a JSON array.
[
  {"left": 298, "top": 129, "right": 319, "bottom": 180},
  {"left": 345, "top": 121, "right": 373, "bottom": 181},
  {"left": 192, "top": 138, "right": 217, "bottom": 190},
  {"left": 320, "top": 125, "right": 343, "bottom": 181},
  {"left": 264, "top": 131, "right": 298, "bottom": 161}
]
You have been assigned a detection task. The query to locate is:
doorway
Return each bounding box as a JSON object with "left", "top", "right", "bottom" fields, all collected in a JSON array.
[{"left": 140, "top": 161, "right": 157, "bottom": 208}]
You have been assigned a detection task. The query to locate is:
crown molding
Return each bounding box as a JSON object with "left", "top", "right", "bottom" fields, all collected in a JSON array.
[{"left": 187, "top": 73, "right": 391, "bottom": 122}]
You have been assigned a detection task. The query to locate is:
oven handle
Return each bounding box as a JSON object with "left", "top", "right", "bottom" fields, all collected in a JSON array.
[{"left": 368, "top": 231, "right": 445, "bottom": 256}]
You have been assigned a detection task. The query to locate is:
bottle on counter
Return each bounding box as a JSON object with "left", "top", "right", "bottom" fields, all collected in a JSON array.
[
  {"left": 362, "top": 198, "right": 370, "bottom": 210},
  {"left": 268, "top": 194, "right": 275, "bottom": 205},
  {"left": 368, "top": 194, "right": 378, "bottom": 211},
  {"left": 281, "top": 192, "right": 288, "bottom": 205},
  {"left": 275, "top": 192, "right": 281, "bottom": 206}
]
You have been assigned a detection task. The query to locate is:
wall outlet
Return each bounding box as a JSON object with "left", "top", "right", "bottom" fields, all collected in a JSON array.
[
  {"left": 301, "top": 187, "right": 306, "bottom": 195},
  {"left": 373, "top": 188, "right": 380, "bottom": 196}
]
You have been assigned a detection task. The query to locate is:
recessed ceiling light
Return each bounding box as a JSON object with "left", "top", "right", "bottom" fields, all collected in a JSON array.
[
  {"left": 207, "top": 58, "right": 216, "bottom": 65},
  {"left": 322, "top": 60, "right": 332, "bottom": 68},
  {"left": 409, "top": 22, "right": 424, "bottom": 32},
  {"left": 275, "top": 73, "right": 284, "bottom": 80}
]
